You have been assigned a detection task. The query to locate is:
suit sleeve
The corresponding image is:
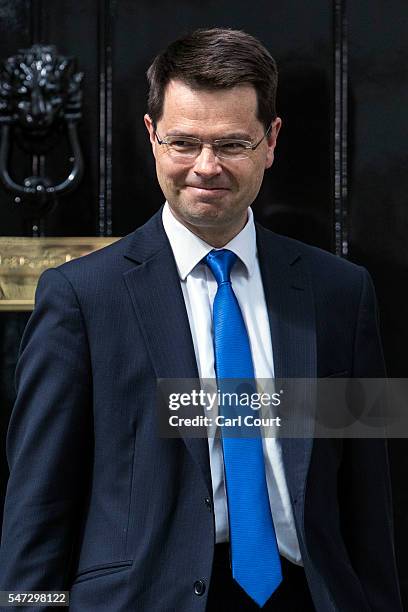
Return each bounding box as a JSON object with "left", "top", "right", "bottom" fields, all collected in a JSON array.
[
  {"left": 340, "top": 268, "right": 403, "bottom": 611},
  {"left": 0, "top": 268, "right": 92, "bottom": 599}
]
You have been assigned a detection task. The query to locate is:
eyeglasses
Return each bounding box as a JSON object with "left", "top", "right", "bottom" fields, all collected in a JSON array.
[{"left": 154, "top": 123, "right": 272, "bottom": 161}]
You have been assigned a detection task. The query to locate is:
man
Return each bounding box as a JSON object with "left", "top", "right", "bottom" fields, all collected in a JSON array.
[{"left": 0, "top": 28, "right": 402, "bottom": 611}]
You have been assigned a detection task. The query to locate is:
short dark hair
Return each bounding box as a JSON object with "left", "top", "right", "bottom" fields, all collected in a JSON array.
[{"left": 147, "top": 28, "right": 278, "bottom": 130}]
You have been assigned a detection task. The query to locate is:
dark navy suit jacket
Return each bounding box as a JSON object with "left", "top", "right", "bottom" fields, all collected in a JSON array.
[{"left": 0, "top": 210, "right": 402, "bottom": 611}]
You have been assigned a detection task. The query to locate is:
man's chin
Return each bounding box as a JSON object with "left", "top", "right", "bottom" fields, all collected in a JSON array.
[
  {"left": 182, "top": 203, "right": 248, "bottom": 232},
  {"left": 181, "top": 200, "right": 227, "bottom": 223}
]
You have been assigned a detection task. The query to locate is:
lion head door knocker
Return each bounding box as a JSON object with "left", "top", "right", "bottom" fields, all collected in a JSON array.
[{"left": 0, "top": 44, "right": 84, "bottom": 217}]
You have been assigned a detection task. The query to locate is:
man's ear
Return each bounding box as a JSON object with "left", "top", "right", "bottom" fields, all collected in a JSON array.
[
  {"left": 265, "top": 117, "right": 282, "bottom": 169},
  {"left": 144, "top": 114, "right": 156, "bottom": 146}
]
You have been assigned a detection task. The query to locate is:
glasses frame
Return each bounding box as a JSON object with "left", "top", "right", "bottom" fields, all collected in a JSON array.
[{"left": 154, "top": 122, "right": 273, "bottom": 160}]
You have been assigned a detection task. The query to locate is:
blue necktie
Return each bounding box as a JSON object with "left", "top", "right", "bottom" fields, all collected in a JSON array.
[{"left": 205, "top": 249, "right": 282, "bottom": 608}]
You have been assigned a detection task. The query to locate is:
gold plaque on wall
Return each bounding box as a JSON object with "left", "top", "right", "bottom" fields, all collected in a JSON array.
[{"left": 0, "top": 237, "right": 120, "bottom": 311}]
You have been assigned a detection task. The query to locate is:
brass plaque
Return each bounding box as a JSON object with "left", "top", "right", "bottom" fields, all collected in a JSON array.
[{"left": 0, "top": 237, "right": 120, "bottom": 311}]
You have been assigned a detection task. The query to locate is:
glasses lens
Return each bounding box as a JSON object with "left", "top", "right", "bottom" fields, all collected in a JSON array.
[
  {"left": 166, "top": 137, "right": 201, "bottom": 158},
  {"left": 215, "top": 141, "right": 249, "bottom": 160}
]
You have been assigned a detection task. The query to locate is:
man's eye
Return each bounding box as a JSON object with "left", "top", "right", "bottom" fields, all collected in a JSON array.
[
  {"left": 218, "top": 141, "right": 246, "bottom": 151},
  {"left": 170, "top": 140, "right": 197, "bottom": 148}
]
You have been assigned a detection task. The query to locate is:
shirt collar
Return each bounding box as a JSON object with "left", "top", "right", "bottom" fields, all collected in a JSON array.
[{"left": 162, "top": 201, "right": 257, "bottom": 280}]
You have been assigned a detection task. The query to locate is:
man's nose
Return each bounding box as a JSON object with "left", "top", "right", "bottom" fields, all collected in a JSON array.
[{"left": 193, "top": 144, "right": 223, "bottom": 176}]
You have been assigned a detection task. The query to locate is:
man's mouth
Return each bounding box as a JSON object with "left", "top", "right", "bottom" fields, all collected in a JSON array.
[{"left": 186, "top": 185, "right": 229, "bottom": 193}]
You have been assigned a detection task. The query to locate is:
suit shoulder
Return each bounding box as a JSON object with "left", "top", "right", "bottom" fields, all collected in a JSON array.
[
  {"left": 54, "top": 232, "right": 136, "bottom": 278},
  {"left": 257, "top": 224, "right": 365, "bottom": 280},
  {"left": 33, "top": 233, "right": 138, "bottom": 303}
]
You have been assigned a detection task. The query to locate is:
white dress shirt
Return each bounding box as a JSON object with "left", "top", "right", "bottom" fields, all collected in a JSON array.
[{"left": 162, "top": 202, "right": 302, "bottom": 565}]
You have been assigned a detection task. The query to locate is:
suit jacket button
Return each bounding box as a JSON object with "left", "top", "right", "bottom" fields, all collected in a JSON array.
[
  {"left": 194, "top": 580, "right": 206, "bottom": 596},
  {"left": 204, "top": 497, "right": 212, "bottom": 511}
]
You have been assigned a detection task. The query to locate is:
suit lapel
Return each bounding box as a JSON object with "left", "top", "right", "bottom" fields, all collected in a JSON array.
[
  {"left": 256, "top": 224, "right": 316, "bottom": 511},
  {"left": 122, "top": 210, "right": 212, "bottom": 495}
]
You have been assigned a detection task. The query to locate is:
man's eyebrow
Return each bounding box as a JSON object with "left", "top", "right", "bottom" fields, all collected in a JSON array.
[
  {"left": 164, "top": 130, "right": 198, "bottom": 137},
  {"left": 216, "top": 132, "right": 253, "bottom": 140},
  {"left": 164, "top": 129, "right": 253, "bottom": 140}
]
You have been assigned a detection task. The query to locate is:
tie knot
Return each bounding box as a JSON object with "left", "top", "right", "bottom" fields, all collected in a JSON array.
[{"left": 205, "top": 249, "right": 238, "bottom": 285}]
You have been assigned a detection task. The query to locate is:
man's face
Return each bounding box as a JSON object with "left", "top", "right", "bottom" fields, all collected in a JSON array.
[{"left": 144, "top": 79, "right": 281, "bottom": 241}]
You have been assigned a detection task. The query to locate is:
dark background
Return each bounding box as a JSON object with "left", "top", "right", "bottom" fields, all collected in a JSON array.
[{"left": 0, "top": 0, "right": 407, "bottom": 604}]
